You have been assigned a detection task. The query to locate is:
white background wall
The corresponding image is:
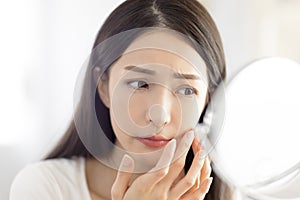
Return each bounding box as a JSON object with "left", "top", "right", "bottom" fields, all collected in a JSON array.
[{"left": 0, "top": 0, "right": 299, "bottom": 199}]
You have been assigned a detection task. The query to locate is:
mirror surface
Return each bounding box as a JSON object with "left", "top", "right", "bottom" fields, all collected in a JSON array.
[{"left": 208, "top": 57, "right": 300, "bottom": 199}]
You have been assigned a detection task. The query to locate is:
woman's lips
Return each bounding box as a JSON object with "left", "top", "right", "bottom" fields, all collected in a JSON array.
[{"left": 137, "top": 135, "right": 171, "bottom": 148}]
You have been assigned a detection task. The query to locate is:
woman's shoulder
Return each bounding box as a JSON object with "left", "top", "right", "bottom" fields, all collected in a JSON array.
[
  {"left": 10, "top": 156, "right": 91, "bottom": 200},
  {"left": 13, "top": 156, "right": 85, "bottom": 182},
  {"left": 31, "top": 156, "right": 85, "bottom": 176}
]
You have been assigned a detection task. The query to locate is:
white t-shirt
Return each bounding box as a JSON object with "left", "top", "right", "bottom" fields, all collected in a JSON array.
[{"left": 10, "top": 157, "right": 92, "bottom": 200}]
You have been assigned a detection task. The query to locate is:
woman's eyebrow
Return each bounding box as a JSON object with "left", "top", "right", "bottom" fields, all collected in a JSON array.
[
  {"left": 124, "top": 65, "right": 155, "bottom": 75},
  {"left": 174, "top": 73, "right": 201, "bottom": 80},
  {"left": 124, "top": 65, "right": 201, "bottom": 80}
]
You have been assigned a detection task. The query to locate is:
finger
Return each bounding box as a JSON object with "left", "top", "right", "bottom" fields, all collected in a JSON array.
[
  {"left": 111, "top": 154, "right": 134, "bottom": 200},
  {"left": 195, "top": 175, "right": 201, "bottom": 190},
  {"left": 187, "top": 175, "right": 200, "bottom": 193},
  {"left": 194, "top": 123, "right": 210, "bottom": 158},
  {"left": 157, "top": 131, "right": 194, "bottom": 188},
  {"left": 133, "top": 139, "right": 176, "bottom": 188},
  {"left": 174, "top": 130, "right": 195, "bottom": 159},
  {"left": 177, "top": 153, "right": 202, "bottom": 194},
  {"left": 192, "top": 124, "right": 202, "bottom": 153},
  {"left": 200, "top": 157, "right": 212, "bottom": 183},
  {"left": 181, "top": 177, "right": 213, "bottom": 200},
  {"left": 170, "top": 151, "right": 205, "bottom": 197},
  {"left": 192, "top": 137, "right": 201, "bottom": 155}
]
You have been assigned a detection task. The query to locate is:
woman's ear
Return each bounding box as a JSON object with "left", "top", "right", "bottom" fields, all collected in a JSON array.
[{"left": 93, "top": 67, "right": 110, "bottom": 108}]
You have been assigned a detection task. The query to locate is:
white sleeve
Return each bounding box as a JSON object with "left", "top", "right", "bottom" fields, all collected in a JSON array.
[{"left": 9, "top": 163, "right": 63, "bottom": 200}]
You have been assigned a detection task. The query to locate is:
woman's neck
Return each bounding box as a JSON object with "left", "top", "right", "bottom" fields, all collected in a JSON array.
[
  {"left": 85, "top": 157, "right": 113, "bottom": 200},
  {"left": 85, "top": 156, "right": 140, "bottom": 200},
  {"left": 85, "top": 147, "right": 186, "bottom": 200}
]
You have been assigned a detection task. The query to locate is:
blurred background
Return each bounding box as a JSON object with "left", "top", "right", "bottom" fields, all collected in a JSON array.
[{"left": 0, "top": 0, "right": 299, "bottom": 199}]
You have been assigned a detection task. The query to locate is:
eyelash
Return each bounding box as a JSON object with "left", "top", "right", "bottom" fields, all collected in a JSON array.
[{"left": 126, "top": 80, "right": 198, "bottom": 96}]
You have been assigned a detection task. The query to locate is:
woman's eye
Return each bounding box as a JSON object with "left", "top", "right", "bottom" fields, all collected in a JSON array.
[
  {"left": 177, "top": 87, "right": 197, "bottom": 96},
  {"left": 128, "top": 80, "right": 149, "bottom": 89}
]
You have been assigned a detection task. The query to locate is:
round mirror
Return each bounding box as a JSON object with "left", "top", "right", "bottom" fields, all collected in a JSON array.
[{"left": 207, "top": 57, "right": 300, "bottom": 199}]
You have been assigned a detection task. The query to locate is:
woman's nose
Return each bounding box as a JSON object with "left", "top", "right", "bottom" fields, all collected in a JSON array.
[
  {"left": 147, "top": 104, "right": 170, "bottom": 128},
  {"left": 146, "top": 85, "right": 172, "bottom": 128}
]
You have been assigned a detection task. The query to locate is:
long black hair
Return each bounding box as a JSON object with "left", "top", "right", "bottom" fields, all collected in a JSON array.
[{"left": 45, "top": 0, "right": 232, "bottom": 199}]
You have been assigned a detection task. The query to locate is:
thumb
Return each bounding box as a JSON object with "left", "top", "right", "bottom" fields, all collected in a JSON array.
[{"left": 111, "top": 154, "right": 134, "bottom": 200}]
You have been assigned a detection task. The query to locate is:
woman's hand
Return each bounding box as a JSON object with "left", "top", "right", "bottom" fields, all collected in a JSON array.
[{"left": 111, "top": 129, "right": 213, "bottom": 200}]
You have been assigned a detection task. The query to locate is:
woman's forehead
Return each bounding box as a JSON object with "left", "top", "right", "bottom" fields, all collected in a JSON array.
[
  {"left": 115, "top": 30, "right": 207, "bottom": 75},
  {"left": 111, "top": 48, "right": 207, "bottom": 81}
]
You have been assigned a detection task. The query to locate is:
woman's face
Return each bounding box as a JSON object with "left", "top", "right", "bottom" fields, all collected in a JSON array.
[{"left": 97, "top": 32, "right": 208, "bottom": 154}]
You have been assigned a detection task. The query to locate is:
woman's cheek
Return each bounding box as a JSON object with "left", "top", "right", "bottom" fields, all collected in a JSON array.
[
  {"left": 128, "top": 93, "right": 149, "bottom": 126},
  {"left": 179, "top": 97, "right": 203, "bottom": 131}
]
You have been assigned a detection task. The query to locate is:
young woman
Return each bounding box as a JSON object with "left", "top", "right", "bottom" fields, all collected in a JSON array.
[{"left": 10, "top": 0, "right": 233, "bottom": 199}]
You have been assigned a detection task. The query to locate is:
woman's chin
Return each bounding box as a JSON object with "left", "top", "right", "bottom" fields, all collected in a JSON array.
[{"left": 127, "top": 148, "right": 164, "bottom": 173}]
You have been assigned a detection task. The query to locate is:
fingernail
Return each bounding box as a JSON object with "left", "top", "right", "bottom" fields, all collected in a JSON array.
[
  {"left": 204, "top": 177, "right": 213, "bottom": 194},
  {"left": 122, "top": 154, "right": 132, "bottom": 168},
  {"left": 207, "top": 177, "right": 213, "bottom": 185},
  {"left": 186, "top": 130, "right": 194, "bottom": 141},
  {"left": 167, "top": 139, "right": 177, "bottom": 152},
  {"left": 198, "top": 153, "right": 205, "bottom": 164},
  {"left": 184, "top": 131, "right": 194, "bottom": 147},
  {"left": 199, "top": 156, "right": 205, "bottom": 167},
  {"left": 206, "top": 157, "right": 211, "bottom": 168},
  {"left": 119, "top": 154, "right": 133, "bottom": 172},
  {"left": 162, "top": 139, "right": 176, "bottom": 160}
]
